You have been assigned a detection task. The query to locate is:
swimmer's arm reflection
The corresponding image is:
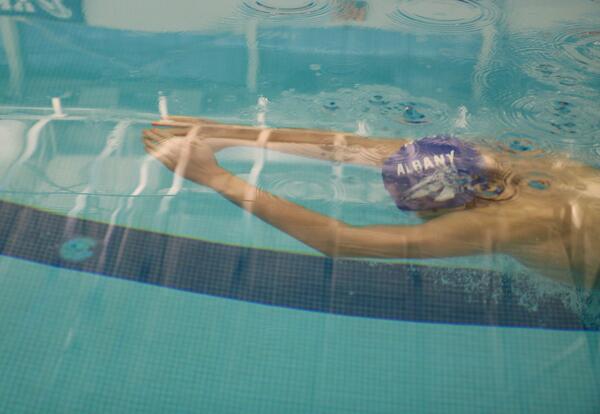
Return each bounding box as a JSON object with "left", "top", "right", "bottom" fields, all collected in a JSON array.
[
  {"left": 151, "top": 116, "right": 409, "bottom": 167},
  {"left": 143, "top": 130, "right": 510, "bottom": 259}
]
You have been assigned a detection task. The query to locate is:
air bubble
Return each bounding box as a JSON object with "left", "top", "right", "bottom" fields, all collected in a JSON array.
[
  {"left": 368, "top": 95, "right": 389, "bottom": 105},
  {"left": 323, "top": 100, "right": 339, "bottom": 111},
  {"left": 528, "top": 180, "right": 550, "bottom": 191}
]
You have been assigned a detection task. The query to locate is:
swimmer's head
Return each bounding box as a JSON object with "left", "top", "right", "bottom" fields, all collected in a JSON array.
[{"left": 382, "top": 135, "right": 507, "bottom": 212}]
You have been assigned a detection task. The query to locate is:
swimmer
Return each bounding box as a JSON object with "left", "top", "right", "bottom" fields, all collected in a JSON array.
[{"left": 143, "top": 116, "right": 600, "bottom": 290}]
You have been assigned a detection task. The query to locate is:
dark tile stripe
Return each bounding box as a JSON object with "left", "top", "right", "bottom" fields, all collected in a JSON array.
[{"left": 0, "top": 199, "right": 594, "bottom": 331}]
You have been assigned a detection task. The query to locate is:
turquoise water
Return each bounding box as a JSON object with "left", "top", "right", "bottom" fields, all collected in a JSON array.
[
  {"left": 1, "top": 0, "right": 600, "bottom": 412},
  {"left": 1, "top": 257, "right": 599, "bottom": 413}
]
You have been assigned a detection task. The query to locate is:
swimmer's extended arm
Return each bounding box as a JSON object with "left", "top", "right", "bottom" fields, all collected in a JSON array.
[
  {"left": 151, "top": 117, "right": 408, "bottom": 167},
  {"left": 143, "top": 132, "right": 510, "bottom": 259},
  {"left": 209, "top": 172, "right": 508, "bottom": 258}
]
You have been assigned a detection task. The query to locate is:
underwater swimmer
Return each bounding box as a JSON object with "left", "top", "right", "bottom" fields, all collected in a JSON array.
[{"left": 143, "top": 117, "right": 600, "bottom": 290}]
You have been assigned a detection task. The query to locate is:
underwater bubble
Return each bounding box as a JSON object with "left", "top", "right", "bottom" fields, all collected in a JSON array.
[
  {"left": 265, "top": 85, "right": 452, "bottom": 136},
  {"left": 383, "top": 100, "right": 444, "bottom": 126},
  {"left": 556, "top": 29, "right": 600, "bottom": 74},
  {"left": 528, "top": 179, "right": 551, "bottom": 191},
  {"left": 323, "top": 100, "right": 339, "bottom": 111},
  {"left": 379, "top": 98, "right": 451, "bottom": 134},
  {"left": 398, "top": 103, "right": 427, "bottom": 124},
  {"left": 238, "top": 0, "right": 331, "bottom": 22},
  {"left": 509, "top": 138, "right": 534, "bottom": 152},
  {"left": 520, "top": 171, "right": 570, "bottom": 198},
  {"left": 368, "top": 95, "right": 389, "bottom": 105},
  {"left": 388, "top": 0, "right": 500, "bottom": 34}
]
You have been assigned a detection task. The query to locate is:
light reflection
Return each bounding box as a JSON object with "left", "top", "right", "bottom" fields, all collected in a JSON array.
[{"left": 0, "top": 16, "right": 23, "bottom": 97}]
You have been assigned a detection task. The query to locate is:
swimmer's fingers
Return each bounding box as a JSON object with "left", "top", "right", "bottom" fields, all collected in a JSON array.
[
  {"left": 143, "top": 134, "right": 177, "bottom": 169},
  {"left": 142, "top": 134, "right": 161, "bottom": 156},
  {"left": 152, "top": 120, "right": 195, "bottom": 128},
  {"left": 152, "top": 127, "right": 191, "bottom": 138},
  {"left": 142, "top": 130, "right": 185, "bottom": 163},
  {"left": 142, "top": 131, "right": 166, "bottom": 152},
  {"left": 143, "top": 135, "right": 159, "bottom": 152},
  {"left": 170, "top": 115, "right": 218, "bottom": 124},
  {"left": 142, "top": 129, "right": 173, "bottom": 145},
  {"left": 142, "top": 129, "right": 162, "bottom": 144},
  {"left": 152, "top": 115, "right": 218, "bottom": 127},
  {"left": 144, "top": 129, "right": 192, "bottom": 148},
  {"left": 144, "top": 143, "right": 173, "bottom": 170}
]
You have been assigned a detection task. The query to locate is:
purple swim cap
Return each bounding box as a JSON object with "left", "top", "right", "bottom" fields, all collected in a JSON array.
[{"left": 382, "top": 135, "right": 487, "bottom": 211}]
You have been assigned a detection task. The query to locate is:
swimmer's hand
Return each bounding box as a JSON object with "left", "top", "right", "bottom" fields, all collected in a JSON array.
[
  {"left": 143, "top": 128, "right": 228, "bottom": 187},
  {"left": 144, "top": 125, "right": 236, "bottom": 152}
]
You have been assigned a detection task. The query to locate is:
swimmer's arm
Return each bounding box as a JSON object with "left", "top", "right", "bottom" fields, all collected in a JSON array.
[
  {"left": 207, "top": 132, "right": 405, "bottom": 167},
  {"left": 209, "top": 171, "right": 510, "bottom": 258},
  {"left": 145, "top": 127, "right": 514, "bottom": 259},
  {"left": 153, "top": 118, "right": 409, "bottom": 166},
  {"left": 331, "top": 212, "right": 511, "bottom": 258},
  {"left": 143, "top": 131, "right": 510, "bottom": 258}
]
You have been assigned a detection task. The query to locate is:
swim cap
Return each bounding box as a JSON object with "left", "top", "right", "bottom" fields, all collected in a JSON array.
[{"left": 382, "top": 135, "right": 487, "bottom": 211}]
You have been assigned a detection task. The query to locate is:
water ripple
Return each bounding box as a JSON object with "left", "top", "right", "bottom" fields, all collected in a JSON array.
[
  {"left": 499, "top": 93, "right": 600, "bottom": 147},
  {"left": 379, "top": 98, "right": 448, "bottom": 127},
  {"left": 388, "top": 0, "right": 500, "bottom": 34},
  {"left": 238, "top": 0, "right": 332, "bottom": 22},
  {"left": 555, "top": 29, "right": 600, "bottom": 74},
  {"left": 522, "top": 61, "right": 587, "bottom": 91},
  {"left": 493, "top": 132, "right": 557, "bottom": 158},
  {"left": 472, "top": 63, "right": 527, "bottom": 107},
  {"left": 269, "top": 85, "right": 451, "bottom": 136},
  {"left": 264, "top": 171, "right": 347, "bottom": 202}
]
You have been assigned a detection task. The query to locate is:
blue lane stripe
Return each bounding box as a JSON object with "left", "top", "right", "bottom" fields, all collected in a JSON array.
[{"left": 0, "top": 199, "right": 595, "bottom": 331}]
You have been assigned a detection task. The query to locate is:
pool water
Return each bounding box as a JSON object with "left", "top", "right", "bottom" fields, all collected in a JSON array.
[{"left": 1, "top": 1, "right": 599, "bottom": 413}]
